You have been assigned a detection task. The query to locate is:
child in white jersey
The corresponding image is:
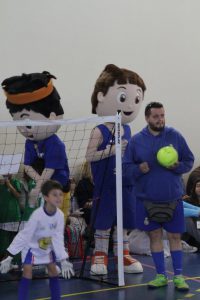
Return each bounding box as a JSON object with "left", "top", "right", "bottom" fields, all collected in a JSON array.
[{"left": 0, "top": 180, "right": 74, "bottom": 300}]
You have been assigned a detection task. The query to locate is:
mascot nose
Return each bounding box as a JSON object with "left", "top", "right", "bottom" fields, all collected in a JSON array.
[{"left": 26, "top": 126, "right": 32, "bottom": 129}]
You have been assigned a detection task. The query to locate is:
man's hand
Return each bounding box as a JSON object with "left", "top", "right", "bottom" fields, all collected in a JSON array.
[
  {"left": 139, "top": 162, "right": 150, "bottom": 174},
  {"left": 0, "top": 256, "right": 13, "bottom": 274},
  {"left": 60, "top": 260, "right": 75, "bottom": 279},
  {"left": 167, "top": 161, "right": 180, "bottom": 170}
]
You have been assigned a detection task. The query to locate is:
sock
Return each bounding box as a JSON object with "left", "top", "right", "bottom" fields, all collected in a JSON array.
[
  {"left": 113, "top": 228, "right": 129, "bottom": 256},
  {"left": 171, "top": 250, "right": 182, "bottom": 276},
  {"left": 49, "top": 276, "right": 61, "bottom": 300},
  {"left": 151, "top": 251, "right": 166, "bottom": 275},
  {"left": 18, "top": 277, "right": 31, "bottom": 300},
  {"left": 94, "top": 229, "right": 111, "bottom": 255}
]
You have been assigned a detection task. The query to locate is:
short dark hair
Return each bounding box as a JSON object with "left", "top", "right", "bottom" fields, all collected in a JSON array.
[
  {"left": 41, "top": 180, "right": 63, "bottom": 196},
  {"left": 145, "top": 102, "right": 163, "bottom": 117}
]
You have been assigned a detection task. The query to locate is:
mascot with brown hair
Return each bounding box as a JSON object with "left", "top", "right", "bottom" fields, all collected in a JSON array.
[
  {"left": 2, "top": 72, "right": 70, "bottom": 222},
  {"left": 86, "top": 64, "right": 146, "bottom": 275}
]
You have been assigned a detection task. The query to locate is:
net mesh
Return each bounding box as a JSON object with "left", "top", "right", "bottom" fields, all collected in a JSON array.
[{"left": 0, "top": 115, "right": 123, "bottom": 286}]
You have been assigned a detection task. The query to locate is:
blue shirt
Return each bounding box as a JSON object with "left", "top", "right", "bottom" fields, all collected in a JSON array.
[
  {"left": 123, "top": 126, "right": 194, "bottom": 202},
  {"left": 91, "top": 124, "right": 131, "bottom": 196},
  {"left": 24, "top": 134, "right": 69, "bottom": 187}
]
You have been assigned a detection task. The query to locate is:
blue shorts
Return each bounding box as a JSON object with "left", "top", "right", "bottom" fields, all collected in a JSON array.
[
  {"left": 135, "top": 199, "right": 185, "bottom": 233},
  {"left": 92, "top": 185, "right": 136, "bottom": 230}
]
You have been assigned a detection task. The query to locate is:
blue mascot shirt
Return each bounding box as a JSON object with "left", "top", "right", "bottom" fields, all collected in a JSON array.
[{"left": 24, "top": 134, "right": 69, "bottom": 187}]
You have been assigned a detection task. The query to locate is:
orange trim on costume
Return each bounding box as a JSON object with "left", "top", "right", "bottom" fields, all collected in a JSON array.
[{"left": 5, "top": 80, "right": 54, "bottom": 104}]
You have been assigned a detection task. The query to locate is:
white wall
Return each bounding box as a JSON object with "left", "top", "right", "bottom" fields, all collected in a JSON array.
[{"left": 0, "top": 0, "right": 200, "bottom": 177}]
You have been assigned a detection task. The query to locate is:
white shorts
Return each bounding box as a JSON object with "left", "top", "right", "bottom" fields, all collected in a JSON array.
[{"left": 22, "top": 248, "right": 56, "bottom": 265}]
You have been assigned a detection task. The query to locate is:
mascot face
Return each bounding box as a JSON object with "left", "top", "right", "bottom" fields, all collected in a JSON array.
[
  {"left": 96, "top": 82, "right": 144, "bottom": 124},
  {"left": 12, "top": 109, "right": 63, "bottom": 141},
  {"left": 2, "top": 72, "right": 64, "bottom": 142}
]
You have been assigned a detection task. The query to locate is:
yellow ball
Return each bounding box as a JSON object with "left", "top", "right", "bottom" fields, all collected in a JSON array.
[{"left": 157, "top": 146, "right": 178, "bottom": 167}]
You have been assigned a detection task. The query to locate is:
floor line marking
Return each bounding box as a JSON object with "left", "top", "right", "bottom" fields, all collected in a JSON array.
[{"left": 34, "top": 262, "right": 200, "bottom": 299}]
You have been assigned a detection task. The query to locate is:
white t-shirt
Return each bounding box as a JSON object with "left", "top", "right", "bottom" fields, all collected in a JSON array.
[{"left": 8, "top": 206, "right": 68, "bottom": 261}]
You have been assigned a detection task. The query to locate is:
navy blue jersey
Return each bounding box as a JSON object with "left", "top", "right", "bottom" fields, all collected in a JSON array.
[
  {"left": 24, "top": 134, "right": 69, "bottom": 187},
  {"left": 91, "top": 124, "right": 135, "bottom": 230}
]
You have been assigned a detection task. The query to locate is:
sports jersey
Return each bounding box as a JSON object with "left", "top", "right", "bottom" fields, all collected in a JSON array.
[
  {"left": 91, "top": 124, "right": 136, "bottom": 229},
  {"left": 7, "top": 206, "right": 68, "bottom": 261},
  {"left": 24, "top": 134, "right": 69, "bottom": 187}
]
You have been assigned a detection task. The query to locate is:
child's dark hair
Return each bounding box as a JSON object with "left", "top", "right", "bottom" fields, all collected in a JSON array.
[
  {"left": 41, "top": 180, "right": 63, "bottom": 196},
  {"left": 190, "top": 177, "right": 200, "bottom": 204}
]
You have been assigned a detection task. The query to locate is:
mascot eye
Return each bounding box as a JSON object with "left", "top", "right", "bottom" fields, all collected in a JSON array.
[
  {"left": 117, "top": 92, "right": 126, "bottom": 103},
  {"left": 135, "top": 91, "right": 143, "bottom": 104},
  {"left": 135, "top": 96, "right": 140, "bottom": 104}
]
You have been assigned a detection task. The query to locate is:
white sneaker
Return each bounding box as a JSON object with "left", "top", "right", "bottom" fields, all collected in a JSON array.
[{"left": 181, "top": 240, "right": 198, "bottom": 253}]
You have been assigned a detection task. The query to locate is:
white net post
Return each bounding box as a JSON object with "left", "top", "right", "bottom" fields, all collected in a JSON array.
[{"left": 115, "top": 112, "right": 125, "bottom": 287}]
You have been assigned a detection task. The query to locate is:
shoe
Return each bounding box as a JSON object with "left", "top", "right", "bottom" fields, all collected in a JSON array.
[
  {"left": 90, "top": 251, "right": 108, "bottom": 275},
  {"left": 181, "top": 240, "right": 198, "bottom": 253},
  {"left": 173, "top": 275, "right": 189, "bottom": 291},
  {"left": 123, "top": 250, "right": 143, "bottom": 273},
  {"left": 148, "top": 274, "right": 168, "bottom": 288}
]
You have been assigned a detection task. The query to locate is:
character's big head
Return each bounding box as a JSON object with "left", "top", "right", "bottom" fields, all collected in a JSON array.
[
  {"left": 91, "top": 64, "right": 146, "bottom": 124},
  {"left": 2, "top": 71, "right": 64, "bottom": 141}
]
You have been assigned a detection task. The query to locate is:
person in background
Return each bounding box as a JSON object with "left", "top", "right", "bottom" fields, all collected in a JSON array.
[
  {"left": 186, "top": 166, "right": 200, "bottom": 195},
  {"left": 182, "top": 178, "right": 200, "bottom": 250},
  {"left": 74, "top": 162, "right": 94, "bottom": 226},
  {"left": 123, "top": 102, "right": 194, "bottom": 290},
  {"left": 0, "top": 174, "right": 21, "bottom": 261}
]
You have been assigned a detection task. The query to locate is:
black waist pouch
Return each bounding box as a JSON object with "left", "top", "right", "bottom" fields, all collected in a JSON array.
[{"left": 144, "top": 201, "right": 178, "bottom": 223}]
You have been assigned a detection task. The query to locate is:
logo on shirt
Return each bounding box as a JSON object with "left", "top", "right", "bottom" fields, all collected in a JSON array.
[
  {"left": 38, "top": 237, "right": 52, "bottom": 250},
  {"left": 49, "top": 222, "right": 57, "bottom": 230}
]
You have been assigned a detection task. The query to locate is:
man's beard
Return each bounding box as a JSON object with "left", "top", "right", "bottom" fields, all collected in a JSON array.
[{"left": 149, "top": 123, "right": 165, "bottom": 132}]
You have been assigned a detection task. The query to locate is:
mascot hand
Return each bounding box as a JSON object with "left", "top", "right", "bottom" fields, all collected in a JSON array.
[
  {"left": 121, "top": 139, "right": 128, "bottom": 155},
  {"left": 0, "top": 256, "right": 13, "bottom": 274},
  {"left": 29, "top": 188, "right": 40, "bottom": 208},
  {"left": 61, "top": 259, "right": 75, "bottom": 279},
  {"left": 107, "top": 139, "right": 128, "bottom": 156}
]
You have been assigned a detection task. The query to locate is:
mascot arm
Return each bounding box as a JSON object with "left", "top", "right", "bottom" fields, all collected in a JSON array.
[
  {"left": 34, "top": 168, "right": 54, "bottom": 192},
  {"left": 24, "top": 165, "right": 41, "bottom": 181},
  {"left": 39, "top": 168, "right": 55, "bottom": 185},
  {"left": 86, "top": 127, "right": 128, "bottom": 162},
  {"left": 28, "top": 168, "right": 54, "bottom": 208}
]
